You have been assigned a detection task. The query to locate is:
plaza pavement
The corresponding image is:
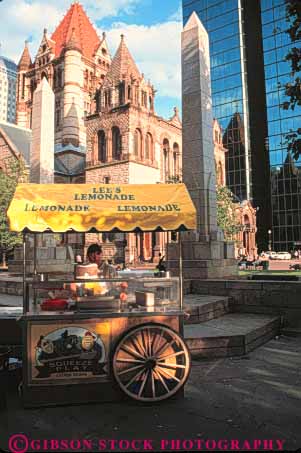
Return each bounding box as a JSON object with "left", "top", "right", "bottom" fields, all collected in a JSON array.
[
  {"left": 0, "top": 288, "right": 300, "bottom": 451},
  {"left": 0, "top": 333, "right": 300, "bottom": 451}
]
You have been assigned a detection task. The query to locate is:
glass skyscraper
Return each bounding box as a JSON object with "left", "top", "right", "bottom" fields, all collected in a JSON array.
[
  {"left": 183, "top": 0, "right": 301, "bottom": 251},
  {"left": 261, "top": 0, "right": 301, "bottom": 251}
]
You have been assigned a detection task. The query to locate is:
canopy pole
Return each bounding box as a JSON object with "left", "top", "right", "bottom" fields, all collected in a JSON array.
[
  {"left": 33, "top": 234, "right": 37, "bottom": 277},
  {"left": 179, "top": 232, "right": 183, "bottom": 310},
  {"left": 23, "top": 233, "right": 26, "bottom": 313}
]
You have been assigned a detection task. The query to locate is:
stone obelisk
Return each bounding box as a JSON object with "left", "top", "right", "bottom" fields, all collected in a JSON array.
[
  {"left": 182, "top": 12, "right": 218, "bottom": 242},
  {"left": 29, "top": 77, "right": 56, "bottom": 258},
  {"left": 30, "top": 77, "right": 54, "bottom": 183},
  {"left": 168, "top": 12, "right": 236, "bottom": 278}
]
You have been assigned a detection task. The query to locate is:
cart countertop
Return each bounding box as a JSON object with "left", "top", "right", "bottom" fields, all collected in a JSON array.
[{"left": 21, "top": 309, "right": 184, "bottom": 321}]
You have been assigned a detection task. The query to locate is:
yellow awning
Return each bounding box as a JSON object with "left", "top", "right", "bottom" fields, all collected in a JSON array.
[{"left": 7, "top": 183, "right": 197, "bottom": 233}]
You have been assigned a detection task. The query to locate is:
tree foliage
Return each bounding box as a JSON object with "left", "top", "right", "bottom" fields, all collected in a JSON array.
[
  {"left": 283, "top": 0, "right": 301, "bottom": 159},
  {"left": 216, "top": 185, "right": 241, "bottom": 241},
  {"left": 0, "top": 158, "right": 25, "bottom": 265}
]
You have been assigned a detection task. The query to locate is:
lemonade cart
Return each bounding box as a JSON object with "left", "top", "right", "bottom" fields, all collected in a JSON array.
[{"left": 7, "top": 183, "right": 196, "bottom": 407}]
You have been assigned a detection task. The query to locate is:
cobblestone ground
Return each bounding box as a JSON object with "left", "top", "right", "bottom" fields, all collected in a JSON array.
[{"left": 0, "top": 335, "right": 300, "bottom": 452}]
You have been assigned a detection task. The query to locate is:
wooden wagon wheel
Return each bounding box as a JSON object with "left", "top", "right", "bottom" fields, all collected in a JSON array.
[{"left": 112, "top": 324, "right": 191, "bottom": 402}]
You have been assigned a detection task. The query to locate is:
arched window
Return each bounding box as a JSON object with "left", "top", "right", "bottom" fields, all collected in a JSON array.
[
  {"left": 98, "top": 130, "right": 106, "bottom": 163},
  {"left": 41, "top": 71, "right": 48, "bottom": 80},
  {"left": 112, "top": 126, "right": 122, "bottom": 160},
  {"left": 104, "top": 91, "right": 109, "bottom": 107},
  {"left": 119, "top": 82, "right": 125, "bottom": 105},
  {"left": 244, "top": 215, "right": 250, "bottom": 228},
  {"left": 134, "top": 129, "right": 142, "bottom": 158},
  {"left": 145, "top": 133, "right": 153, "bottom": 161}
]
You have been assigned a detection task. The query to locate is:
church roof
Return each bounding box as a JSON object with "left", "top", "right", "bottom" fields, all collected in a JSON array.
[
  {"left": 18, "top": 41, "right": 32, "bottom": 69},
  {"left": 0, "top": 121, "right": 31, "bottom": 165},
  {"left": 51, "top": 2, "right": 100, "bottom": 59},
  {"left": 103, "top": 35, "right": 140, "bottom": 86}
]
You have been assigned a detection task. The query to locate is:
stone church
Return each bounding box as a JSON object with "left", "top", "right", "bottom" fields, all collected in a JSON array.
[
  {"left": 12, "top": 1, "right": 257, "bottom": 263},
  {"left": 15, "top": 2, "right": 182, "bottom": 264},
  {"left": 213, "top": 119, "right": 257, "bottom": 259}
]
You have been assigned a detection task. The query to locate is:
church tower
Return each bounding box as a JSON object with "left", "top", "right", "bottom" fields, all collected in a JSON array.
[
  {"left": 85, "top": 35, "right": 182, "bottom": 264},
  {"left": 15, "top": 2, "right": 111, "bottom": 182}
]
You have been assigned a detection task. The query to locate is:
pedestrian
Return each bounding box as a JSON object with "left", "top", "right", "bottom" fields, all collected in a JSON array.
[{"left": 156, "top": 253, "right": 166, "bottom": 272}]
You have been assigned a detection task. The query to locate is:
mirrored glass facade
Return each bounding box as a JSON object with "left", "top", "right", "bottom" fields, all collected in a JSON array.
[
  {"left": 183, "top": 0, "right": 301, "bottom": 251},
  {"left": 183, "top": 0, "right": 251, "bottom": 202},
  {"left": 261, "top": 0, "right": 301, "bottom": 251}
]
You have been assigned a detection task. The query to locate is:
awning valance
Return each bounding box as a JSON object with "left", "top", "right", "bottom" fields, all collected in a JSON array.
[{"left": 7, "top": 183, "right": 197, "bottom": 233}]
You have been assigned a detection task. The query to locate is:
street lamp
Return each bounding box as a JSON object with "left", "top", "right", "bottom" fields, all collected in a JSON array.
[{"left": 268, "top": 229, "right": 272, "bottom": 251}]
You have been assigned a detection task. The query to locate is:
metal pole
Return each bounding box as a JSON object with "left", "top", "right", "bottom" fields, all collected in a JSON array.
[
  {"left": 23, "top": 233, "right": 26, "bottom": 314},
  {"left": 179, "top": 232, "right": 183, "bottom": 310},
  {"left": 33, "top": 234, "right": 37, "bottom": 277}
]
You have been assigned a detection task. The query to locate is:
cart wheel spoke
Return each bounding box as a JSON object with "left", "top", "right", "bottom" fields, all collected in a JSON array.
[
  {"left": 152, "top": 328, "right": 164, "bottom": 355},
  {"left": 151, "top": 331, "right": 159, "bottom": 356},
  {"left": 156, "top": 339, "right": 176, "bottom": 358},
  {"left": 140, "top": 329, "right": 149, "bottom": 358},
  {"left": 147, "top": 328, "right": 152, "bottom": 357},
  {"left": 116, "top": 358, "right": 145, "bottom": 364},
  {"left": 151, "top": 370, "right": 156, "bottom": 399},
  {"left": 120, "top": 344, "right": 145, "bottom": 361},
  {"left": 131, "top": 334, "right": 147, "bottom": 358},
  {"left": 138, "top": 369, "right": 149, "bottom": 397},
  {"left": 118, "top": 363, "right": 144, "bottom": 376},
  {"left": 153, "top": 368, "right": 170, "bottom": 393},
  {"left": 157, "top": 351, "right": 186, "bottom": 362},
  {"left": 125, "top": 368, "right": 146, "bottom": 389},
  {"left": 158, "top": 362, "right": 186, "bottom": 370},
  {"left": 156, "top": 365, "right": 181, "bottom": 383},
  {"left": 113, "top": 324, "right": 191, "bottom": 402}
]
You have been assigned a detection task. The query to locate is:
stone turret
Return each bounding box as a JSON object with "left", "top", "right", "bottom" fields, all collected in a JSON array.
[
  {"left": 62, "top": 27, "right": 83, "bottom": 148},
  {"left": 16, "top": 41, "right": 32, "bottom": 128},
  {"left": 100, "top": 34, "right": 155, "bottom": 113}
]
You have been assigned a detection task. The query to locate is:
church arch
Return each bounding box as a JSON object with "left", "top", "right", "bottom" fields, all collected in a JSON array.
[
  {"left": 112, "top": 126, "right": 122, "bottom": 160},
  {"left": 98, "top": 130, "right": 106, "bottom": 163},
  {"left": 145, "top": 133, "right": 153, "bottom": 161},
  {"left": 134, "top": 128, "right": 142, "bottom": 159},
  {"left": 41, "top": 71, "right": 48, "bottom": 80}
]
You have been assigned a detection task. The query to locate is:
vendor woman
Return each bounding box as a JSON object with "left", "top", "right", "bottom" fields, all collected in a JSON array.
[{"left": 86, "top": 243, "right": 117, "bottom": 278}]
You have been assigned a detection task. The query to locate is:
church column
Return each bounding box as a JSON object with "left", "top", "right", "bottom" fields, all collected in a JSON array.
[
  {"left": 91, "top": 132, "right": 98, "bottom": 164},
  {"left": 125, "top": 233, "right": 137, "bottom": 264},
  {"left": 107, "top": 129, "right": 112, "bottom": 161},
  {"left": 153, "top": 232, "right": 163, "bottom": 262}
]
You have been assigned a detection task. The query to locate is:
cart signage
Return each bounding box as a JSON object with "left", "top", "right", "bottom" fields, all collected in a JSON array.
[
  {"left": 29, "top": 321, "right": 110, "bottom": 384},
  {"left": 8, "top": 183, "right": 197, "bottom": 232}
]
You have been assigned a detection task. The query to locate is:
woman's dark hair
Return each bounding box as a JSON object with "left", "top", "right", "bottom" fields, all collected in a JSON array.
[{"left": 87, "top": 244, "right": 102, "bottom": 257}]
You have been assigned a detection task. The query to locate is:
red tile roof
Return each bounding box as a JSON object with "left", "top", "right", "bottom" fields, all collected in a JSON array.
[{"left": 51, "top": 2, "right": 100, "bottom": 59}]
